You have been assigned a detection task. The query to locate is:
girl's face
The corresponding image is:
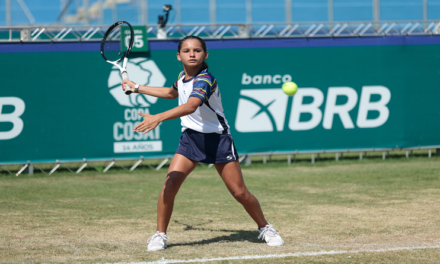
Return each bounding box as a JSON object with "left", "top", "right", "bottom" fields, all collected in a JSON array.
[{"left": 177, "top": 39, "right": 208, "bottom": 69}]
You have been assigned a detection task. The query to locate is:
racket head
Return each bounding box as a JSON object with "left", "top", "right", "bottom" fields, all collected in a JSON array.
[{"left": 101, "top": 21, "right": 134, "bottom": 63}]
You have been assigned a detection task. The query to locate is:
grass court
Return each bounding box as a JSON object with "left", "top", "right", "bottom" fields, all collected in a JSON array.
[{"left": 1, "top": 156, "right": 439, "bottom": 263}]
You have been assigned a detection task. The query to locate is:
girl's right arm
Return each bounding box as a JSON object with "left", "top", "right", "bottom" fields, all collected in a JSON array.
[{"left": 121, "top": 80, "right": 178, "bottom": 99}]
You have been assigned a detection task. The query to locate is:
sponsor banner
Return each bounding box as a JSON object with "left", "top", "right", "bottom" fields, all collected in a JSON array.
[
  {"left": 0, "top": 97, "right": 25, "bottom": 140},
  {"left": 121, "top": 26, "right": 149, "bottom": 52},
  {"left": 0, "top": 38, "right": 440, "bottom": 163},
  {"left": 235, "top": 86, "right": 391, "bottom": 132}
]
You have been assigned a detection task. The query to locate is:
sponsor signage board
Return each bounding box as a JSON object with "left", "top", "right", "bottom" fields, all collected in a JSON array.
[
  {"left": 1, "top": 38, "right": 439, "bottom": 163},
  {"left": 121, "top": 26, "right": 149, "bottom": 52}
]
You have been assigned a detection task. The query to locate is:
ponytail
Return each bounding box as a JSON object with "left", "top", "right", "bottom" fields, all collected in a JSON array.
[{"left": 202, "top": 61, "right": 209, "bottom": 70}]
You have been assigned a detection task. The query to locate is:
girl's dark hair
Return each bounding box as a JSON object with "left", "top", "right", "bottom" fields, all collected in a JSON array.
[{"left": 178, "top": 35, "right": 208, "bottom": 70}]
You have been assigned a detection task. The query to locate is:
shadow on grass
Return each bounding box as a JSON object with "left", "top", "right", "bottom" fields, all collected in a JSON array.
[{"left": 168, "top": 220, "right": 261, "bottom": 248}]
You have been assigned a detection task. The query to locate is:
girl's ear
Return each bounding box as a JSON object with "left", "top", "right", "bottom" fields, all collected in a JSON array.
[
  {"left": 177, "top": 52, "right": 182, "bottom": 61},
  {"left": 204, "top": 51, "right": 209, "bottom": 60}
]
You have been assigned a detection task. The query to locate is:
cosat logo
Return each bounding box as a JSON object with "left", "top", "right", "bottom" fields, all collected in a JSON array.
[
  {"left": 236, "top": 84, "right": 391, "bottom": 133},
  {"left": 108, "top": 57, "right": 165, "bottom": 107},
  {"left": 108, "top": 57, "right": 166, "bottom": 153}
]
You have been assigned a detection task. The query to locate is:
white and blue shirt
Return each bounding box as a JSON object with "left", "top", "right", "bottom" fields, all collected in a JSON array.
[{"left": 172, "top": 68, "right": 230, "bottom": 134}]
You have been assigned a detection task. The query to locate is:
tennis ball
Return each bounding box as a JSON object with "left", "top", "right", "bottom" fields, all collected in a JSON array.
[{"left": 282, "top": 82, "right": 298, "bottom": 96}]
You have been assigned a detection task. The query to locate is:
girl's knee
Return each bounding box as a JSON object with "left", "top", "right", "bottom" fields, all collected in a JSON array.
[
  {"left": 163, "top": 177, "right": 181, "bottom": 196},
  {"left": 232, "top": 189, "right": 251, "bottom": 203}
]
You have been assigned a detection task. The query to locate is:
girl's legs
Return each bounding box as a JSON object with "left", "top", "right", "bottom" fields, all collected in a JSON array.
[
  {"left": 214, "top": 160, "right": 268, "bottom": 228},
  {"left": 157, "top": 154, "right": 198, "bottom": 233}
]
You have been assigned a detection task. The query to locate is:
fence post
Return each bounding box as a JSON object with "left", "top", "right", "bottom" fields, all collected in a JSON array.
[
  {"left": 245, "top": 155, "right": 251, "bottom": 166},
  {"left": 210, "top": 0, "right": 216, "bottom": 24},
  {"left": 373, "top": 0, "right": 380, "bottom": 23},
  {"left": 112, "top": 3, "right": 117, "bottom": 21},
  {"left": 175, "top": 0, "right": 181, "bottom": 24},
  {"left": 140, "top": 0, "right": 148, "bottom": 25},
  {"left": 328, "top": 0, "right": 333, "bottom": 22},
  {"left": 285, "top": 0, "right": 292, "bottom": 23},
  {"left": 27, "top": 162, "right": 33, "bottom": 175},
  {"left": 246, "top": 0, "right": 252, "bottom": 24},
  {"left": 99, "top": 0, "right": 104, "bottom": 25},
  {"left": 423, "top": 0, "right": 428, "bottom": 21},
  {"left": 6, "top": 0, "right": 11, "bottom": 26},
  {"left": 84, "top": 0, "right": 89, "bottom": 25}
]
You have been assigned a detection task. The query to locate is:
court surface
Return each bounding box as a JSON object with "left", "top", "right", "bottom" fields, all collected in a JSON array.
[{"left": 1, "top": 157, "right": 439, "bottom": 263}]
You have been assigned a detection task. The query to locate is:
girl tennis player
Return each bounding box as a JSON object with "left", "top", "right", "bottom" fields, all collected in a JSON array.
[{"left": 121, "top": 36, "right": 284, "bottom": 251}]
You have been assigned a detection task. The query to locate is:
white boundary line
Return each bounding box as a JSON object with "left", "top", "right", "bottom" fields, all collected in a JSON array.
[{"left": 108, "top": 245, "right": 440, "bottom": 264}]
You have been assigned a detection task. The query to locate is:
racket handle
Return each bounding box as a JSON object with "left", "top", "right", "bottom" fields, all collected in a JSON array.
[{"left": 122, "top": 71, "right": 132, "bottom": 95}]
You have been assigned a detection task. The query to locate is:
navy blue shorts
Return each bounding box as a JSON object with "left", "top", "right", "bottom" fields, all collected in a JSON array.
[{"left": 175, "top": 129, "right": 239, "bottom": 164}]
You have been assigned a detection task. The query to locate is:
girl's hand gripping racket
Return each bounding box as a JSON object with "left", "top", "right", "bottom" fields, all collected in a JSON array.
[{"left": 101, "top": 21, "right": 134, "bottom": 95}]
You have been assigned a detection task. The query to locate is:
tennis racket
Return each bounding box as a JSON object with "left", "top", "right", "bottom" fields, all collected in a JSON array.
[{"left": 101, "top": 21, "right": 134, "bottom": 95}]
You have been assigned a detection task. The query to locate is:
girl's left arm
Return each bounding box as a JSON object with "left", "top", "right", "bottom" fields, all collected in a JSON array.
[{"left": 134, "top": 97, "right": 202, "bottom": 134}]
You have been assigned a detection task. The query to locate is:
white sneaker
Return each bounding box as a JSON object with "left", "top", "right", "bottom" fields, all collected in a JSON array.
[
  {"left": 147, "top": 231, "right": 168, "bottom": 251},
  {"left": 258, "top": 224, "right": 284, "bottom": 246}
]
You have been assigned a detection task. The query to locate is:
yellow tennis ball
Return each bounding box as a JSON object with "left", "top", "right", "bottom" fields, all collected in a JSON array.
[{"left": 282, "top": 82, "right": 298, "bottom": 96}]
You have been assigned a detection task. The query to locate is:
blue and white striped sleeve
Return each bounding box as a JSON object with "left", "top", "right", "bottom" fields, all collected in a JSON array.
[{"left": 190, "top": 74, "right": 214, "bottom": 104}]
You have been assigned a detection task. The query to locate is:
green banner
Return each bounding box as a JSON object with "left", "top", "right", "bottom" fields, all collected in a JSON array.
[
  {"left": 1, "top": 40, "right": 439, "bottom": 163},
  {"left": 121, "top": 26, "right": 149, "bottom": 52}
]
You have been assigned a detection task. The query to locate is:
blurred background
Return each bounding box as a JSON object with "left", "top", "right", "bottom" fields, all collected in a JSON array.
[{"left": 1, "top": 0, "right": 440, "bottom": 27}]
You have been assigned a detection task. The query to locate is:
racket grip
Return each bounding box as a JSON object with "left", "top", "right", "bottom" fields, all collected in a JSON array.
[{"left": 122, "top": 71, "right": 132, "bottom": 95}]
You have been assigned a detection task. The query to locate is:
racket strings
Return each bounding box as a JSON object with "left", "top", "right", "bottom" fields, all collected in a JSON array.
[{"left": 103, "top": 25, "right": 124, "bottom": 62}]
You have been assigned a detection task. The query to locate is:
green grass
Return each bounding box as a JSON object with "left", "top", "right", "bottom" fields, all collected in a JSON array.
[{"left": 0, "top": 157, "right": 439, "bottom": 263}]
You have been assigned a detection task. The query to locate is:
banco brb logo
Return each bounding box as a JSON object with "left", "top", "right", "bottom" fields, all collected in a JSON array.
[
  {"left": 236, "top": 86, "right": 391, "bottom": 132},
  {"left": 235, "top": 90, "right": 288, "bottom": 132},
  {"left": 108, "top": 58, "right": 166, "bottom": 153}
]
